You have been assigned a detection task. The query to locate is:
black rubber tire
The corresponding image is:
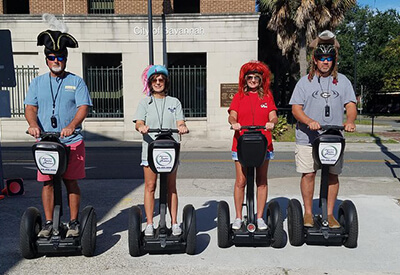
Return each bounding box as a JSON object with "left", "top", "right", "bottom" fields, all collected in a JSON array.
[
  {"left": 267, "top": 200, "right": 285, "bottom": 248},
  {"left": 128, "top": 206, "right": 142, "bottom": 257},
  {"left": 339, "top": 200, "right": 358, "bottom": 248},
  {"left": 20, "top": 207, "right": 41, "bottom": 259},
  {"left": 287, "top": 199, "right": 305, "bottom": 246},
  {"left": 81, "top": 207, "right": 97, "bottom": 257},
  {"left": 183, "top": 204, "right": 197, "bottom": 255},
  {"left": 217, "top": 200, "right": 231, "bottom": 248}
]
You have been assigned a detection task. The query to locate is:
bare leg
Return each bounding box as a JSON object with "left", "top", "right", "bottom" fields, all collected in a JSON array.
[
  {"left": 300, "top": 172, "right": 316, "bottom": 215},
  {"left": 255, "top": 160, "right": 269, "bottom": 219},
  {"left": 327, "top": 173, "right": 339, "bottom": 216},
  {"left": 143, "top": 166, "right": 157, "bottom": 225},
  {"left": 63, "top": 179, "right": 81, "bottom": 221},
  {"left": 233, "top": 161, "right": 246, "bottom": 219},
  {"left": 42, "top": 180, "right": 54, "bottom": 221},
  {"left": 167, "top": 169, "right": 179, "bottom": 224}
]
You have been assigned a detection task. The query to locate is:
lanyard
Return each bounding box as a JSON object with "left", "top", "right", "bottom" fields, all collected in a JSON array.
[
  {"left": 318, "top": 76, "right": 331, "bottom": 117},
  {"left": 153, "top": 96, "right": 166, "bottom": 129},
  {"left": 49, "top": 73, "right": 64, "bottom": 116}
]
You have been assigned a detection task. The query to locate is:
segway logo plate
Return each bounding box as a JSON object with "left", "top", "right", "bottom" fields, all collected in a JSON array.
[
  {"left": 153, "top": 149, "right": 176, "bottom": 173},
  {"left": 35, "top": 150, "right": 59, "bottom": 174},
  {"left": 318, "top": 143, "right": 342, "bottom": 165}
]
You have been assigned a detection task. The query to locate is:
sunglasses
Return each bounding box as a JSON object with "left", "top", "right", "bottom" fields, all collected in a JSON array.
[
  {"left": 318, "top": 56, "right": 333, "bottom": 62},
  {"left": 245, "top": 75, "right": 261, "bottom": 81},
  {"left": 47, "top": 56, "right": 66, "bottom": 62},
  {"left": 151, "top": 78, "right": 165, "bottom": 84}
]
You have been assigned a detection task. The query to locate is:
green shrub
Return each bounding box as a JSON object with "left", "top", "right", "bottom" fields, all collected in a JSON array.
[{"left": 272, "top": 115, "right": 289, "bottom": 140}]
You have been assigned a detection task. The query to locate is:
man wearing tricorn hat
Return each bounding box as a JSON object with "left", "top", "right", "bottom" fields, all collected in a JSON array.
[
  {"left": 289, "top": 30, "right": 357, "bottom": 228},
  {"left": 24, "top": 27, "right": 92, "bottom": 238}
]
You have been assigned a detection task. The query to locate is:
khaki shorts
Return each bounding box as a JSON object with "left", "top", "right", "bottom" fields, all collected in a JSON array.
[{"left": 295, "top": 144, "right": 343, "bottom": 175}]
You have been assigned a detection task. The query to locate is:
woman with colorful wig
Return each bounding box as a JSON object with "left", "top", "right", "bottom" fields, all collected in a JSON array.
[
  {"left": 228, "top": 60, "right": 278, "bottom": 230},
  {"left": 133, "top": 65, "right": 189, "bottom": 237}
]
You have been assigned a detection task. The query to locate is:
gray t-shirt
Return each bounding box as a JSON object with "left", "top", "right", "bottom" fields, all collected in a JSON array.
[
  {"left": 289, "top": 73, "right": 356, "bottom": 145},
  {"left": 133, "top": 96, "right": 185, "bottom": 162}
]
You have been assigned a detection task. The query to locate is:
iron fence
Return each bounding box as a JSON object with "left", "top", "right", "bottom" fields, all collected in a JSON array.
[
  {"left": 88, "top": 0, "right": 114, "bottom": 14},
  {"left": 85, "top": 65, "right": 123, "bottom": 118},
  {"left": 168, "top": 65, "right": 206, "bottom": 118},
  {"left": 1, "top": 65, "right": 38, "bottom": 117}
]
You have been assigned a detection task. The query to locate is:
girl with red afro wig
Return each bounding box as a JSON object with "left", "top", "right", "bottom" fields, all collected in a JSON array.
[{"left": 227, "top": 60, "right": 278, "bottom": 231}]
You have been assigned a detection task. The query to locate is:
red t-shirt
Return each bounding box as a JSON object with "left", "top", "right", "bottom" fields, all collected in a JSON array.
[{"left": 228, "top": 92, "right": 277, "bottom": 152}]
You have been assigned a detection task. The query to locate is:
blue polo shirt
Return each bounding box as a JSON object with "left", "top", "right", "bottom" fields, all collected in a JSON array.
[{"left": 24, "top": 72, "right": 92, "bottom": 145}]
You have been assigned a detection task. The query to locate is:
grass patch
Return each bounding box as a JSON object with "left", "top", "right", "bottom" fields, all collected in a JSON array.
[
  {"left": 274, "top": 126, "right": 399, "bottom": 143},
  {"left": 274, "top": 126, "right": 296, "bottom": 142}
]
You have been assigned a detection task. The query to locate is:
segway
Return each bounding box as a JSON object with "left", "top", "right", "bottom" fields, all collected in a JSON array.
[
  {"left": 20, "top": 132, "right": 97, "bottom": 258},
  {"left": 128, "top": 128, "right": 196, "bottom": 256},
  {"left": 217, "top": 126, "right": 285, "bottom": 248},
  {"left": 287, "top": 125, "right": 358, "bottom": 248}
]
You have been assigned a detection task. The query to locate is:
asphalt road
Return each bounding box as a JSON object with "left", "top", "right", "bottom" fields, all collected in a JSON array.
[{"left": 1, "top": 145, "right": 400, "bottom": 180}]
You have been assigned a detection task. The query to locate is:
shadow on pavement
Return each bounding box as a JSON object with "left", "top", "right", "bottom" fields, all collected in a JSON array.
[{"left": 373, "top": 135, "right": 400, "bottom": 181}]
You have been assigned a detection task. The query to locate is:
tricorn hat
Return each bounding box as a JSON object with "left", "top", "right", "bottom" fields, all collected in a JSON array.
[
  {"left": 37, "top": 30, "right": 78, "bottom": 57},
  {"left": 309, "top": 30, "right": 340, "bottom": 49}
]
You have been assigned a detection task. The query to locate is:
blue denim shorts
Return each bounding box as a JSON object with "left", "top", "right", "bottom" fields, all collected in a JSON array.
[{"left": 231, "top": 151, "right": 275, "bottom": 161}]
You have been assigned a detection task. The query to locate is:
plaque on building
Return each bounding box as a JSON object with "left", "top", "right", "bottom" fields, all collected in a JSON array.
[{"left": 220, "top": 83, "right": 238, "bottom": 107}]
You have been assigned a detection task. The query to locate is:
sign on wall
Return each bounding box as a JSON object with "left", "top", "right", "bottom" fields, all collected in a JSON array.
[{"left": 220, "top": 83, "right": 238, "bottom": 107}]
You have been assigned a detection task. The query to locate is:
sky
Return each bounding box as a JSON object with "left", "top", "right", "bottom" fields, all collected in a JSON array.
[{"left": 357, "top": 0, "right": 400, "bottom": 12}]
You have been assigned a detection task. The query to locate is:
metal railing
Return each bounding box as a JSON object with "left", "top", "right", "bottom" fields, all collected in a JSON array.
[
  {"left": 1, "top": 65, "right": 38, "bottom": 117},
  {"left": 85, "top": 65, "right": 123, "bottom": 118},
  {"left": 168, "top": 65, "right": 206, "bottom": 118},
  {"left": 88, "top": 0, "right": 114, "bottom": 14}
]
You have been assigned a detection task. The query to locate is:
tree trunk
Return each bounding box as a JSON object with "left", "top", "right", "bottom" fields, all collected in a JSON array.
[{"left": 299, "top": 45, "right": 308, "bottom": 77}]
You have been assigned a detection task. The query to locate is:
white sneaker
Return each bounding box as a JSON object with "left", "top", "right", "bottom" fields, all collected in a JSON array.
[
  {"left": 232, "top": 218, "right": 242, "bottom": 230},
  {"left": 172, "top": 223, "right": 182, "bottom": 236},
  {"left": 144, "top": 224, "right": 154, "bottom": 236},
  {"left": 257, "top": 218, "right": 267, "bottom": 230}
]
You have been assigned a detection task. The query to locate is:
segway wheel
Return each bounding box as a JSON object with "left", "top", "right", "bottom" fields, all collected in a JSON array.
[
  {"left": 183, "top": 204, "right": 197, "bottom": 255},
  {"left": 339, "top": 200, "right": 358, "bottom": 248},
  {"left": 267, "top": 200, "right": 285, "bottom": 248},
  {"left": 20, "top": 207, "right": 41, "bottom": 259},
  {"left": 217, "top": 200, "right": 231, "bottom": 248},
  {"left": 287, "top": 199, "right": 305, "bottom": 246},
  {"left": 80, "top": 206, "right": 97, "bottom": 257},
  {"left": 128, "top": 206, "right": 142, "bottom": 257}
]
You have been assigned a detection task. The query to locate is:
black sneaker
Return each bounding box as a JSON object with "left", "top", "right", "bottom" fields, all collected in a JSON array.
[
  {"left": 38, "top": 220, "right": 53, "bottom": 238},
  {"left": 66, "top": 220, "right": 80, "bottom": 237}
]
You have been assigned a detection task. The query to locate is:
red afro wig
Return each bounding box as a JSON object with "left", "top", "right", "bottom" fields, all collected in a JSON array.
[{"left": 238, "top": 60, "right": 272, "bottom": 98}]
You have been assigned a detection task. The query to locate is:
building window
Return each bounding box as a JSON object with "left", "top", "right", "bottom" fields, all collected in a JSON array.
[
  {"left": 174, "top": 0, "right": 200, "bottom": 13},
  {"left": 83, "top": 54, "right": 123, "bottom": 118},
  {"left": 3, "top": 0, "right": 29, "bottom": 14},
  {"left": 168, "top": 53, "right": 206, "bottom": 118},
  {"left": 88, "top": 0, "right": 114, "bottom": 14}
]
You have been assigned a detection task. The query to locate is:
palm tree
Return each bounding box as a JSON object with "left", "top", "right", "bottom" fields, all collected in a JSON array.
[{"left": 260, "top": 0, "right": 356, "bottom": 77}]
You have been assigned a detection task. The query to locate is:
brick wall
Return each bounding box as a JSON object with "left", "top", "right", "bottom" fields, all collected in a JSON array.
[
  {"left": 201, "top": 0, "right": 255, "bottom": 14},
  {"left": 1, "top": 0, "right": 255, "bottom": 15},
  {"left": 115, "top": 0, "right": 172, "bottom": 15}
]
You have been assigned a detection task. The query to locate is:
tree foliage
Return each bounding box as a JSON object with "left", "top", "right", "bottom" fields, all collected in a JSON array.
[{"left": 336, "top": 7, "right": 400, "bottom": 111}]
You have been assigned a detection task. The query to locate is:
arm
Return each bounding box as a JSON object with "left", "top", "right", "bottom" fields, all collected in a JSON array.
[
  {"left": 61, "top": 105, "right": 89, "bottom": 138},
  {"left": 265, "top": 110, "right": 278, "bottom": 130},
  {"left": 292, "top": 104, "right": 320, "bottom": 130},
  {"left": 344, "top": 102, "right": 357, "bottom": 132},
  {"left": 177, "top": 120, "right": 189, "bottom": 134},
  {"left": 228, "top": 110, "right": 241, "bottom": 131},
  {"left": 25, "top": 105, "right": 41, "bottom": 138},
  {"left": 135, "top": 120, "right": 149, "bottom": 134}
]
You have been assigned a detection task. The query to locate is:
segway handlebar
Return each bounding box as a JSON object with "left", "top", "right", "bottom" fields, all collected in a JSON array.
[
  {"left": 26, "top": 130, "right": 81, "bottom": 138},
  {"left": 230, "top": 125, "right": 266, "bottom": 131},
  {"left": 319, "top": 125, "right": 344, "bottom": 131},
  {"left": 148, "top": 128, "right": 180, "bottom": 134}
]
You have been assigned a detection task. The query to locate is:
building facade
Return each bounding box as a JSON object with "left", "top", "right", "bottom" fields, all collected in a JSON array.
[{"left": 0, "top": 0, "right": 259, "bottom": 142}]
